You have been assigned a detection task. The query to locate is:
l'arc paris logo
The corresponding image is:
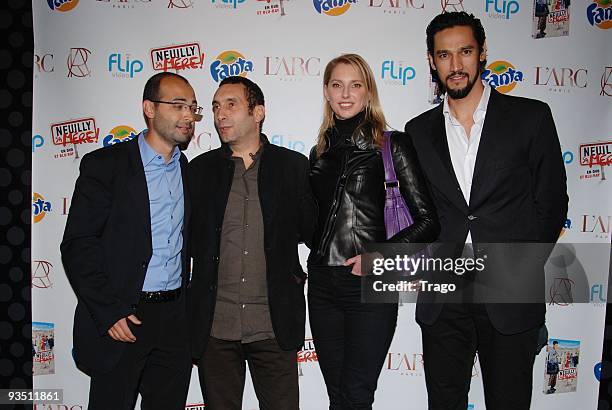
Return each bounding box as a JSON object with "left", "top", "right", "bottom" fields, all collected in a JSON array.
[
  {"left": 587, "top": 0, "right": 612, "bottom": 29},
  {"left": 482, "top": 60, "right": 523, "bottom": 94},
  {"left": 168, "top": 0, "right": 193, "bottom": 7},
  {"left": 33, "top": 193, "right": 52, "bottom": 224},
  {"left": 549, "top": 277, "right": 574, "bottom": 306},
  {"left": 47, "top": 0, "right": 79, "bottom": 12},
  {"left": 67, "top": 48, "right": 91, "bottom": 78},
  {"left": 32, "top": 260, "right": 53, "bottom": 289},
  {"left": 313, "top": 0, "right": 357, "bottom": 16},
  {"left": 441, "top": 0, "right": 464, "bottom": 12},
  {"left": 210, "top": 50, "right": 254, "bottom": 83},
  {"left": 601, "top": 67, "right": 612, "bottom": 97},
  {"left": 35, "top": 53, "right": 54, "bottom": 73},
  {"left": 103, "top": 125, "right": 138, "bottom": 147}
]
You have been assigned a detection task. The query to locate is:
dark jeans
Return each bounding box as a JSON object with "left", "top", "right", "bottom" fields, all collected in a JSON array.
[
  {"left": 307, "top": 266, "right": 398, "bottom": 410},
  {"left": 419, "top": 303, "right": 539, "bottom": 410},
  {"left": 197, "top": 337, "right": 299, "bottom": 410},
  {"left": 88, "top": 296, "right": 191, "bottom": 410}
]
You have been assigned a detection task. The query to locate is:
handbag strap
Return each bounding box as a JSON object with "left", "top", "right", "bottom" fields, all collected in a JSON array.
[{"left": 382, "top": 131, "right": 398, "bottom": 189}]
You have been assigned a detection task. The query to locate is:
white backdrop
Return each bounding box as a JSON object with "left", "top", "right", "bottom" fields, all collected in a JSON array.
[{"left": 31, "top": 0, "right": 611, "bottom": 409}]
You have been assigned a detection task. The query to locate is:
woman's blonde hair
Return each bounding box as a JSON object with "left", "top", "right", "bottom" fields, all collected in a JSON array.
[{"left": 315, "top": 53, "right": 387, "bottom": 157}]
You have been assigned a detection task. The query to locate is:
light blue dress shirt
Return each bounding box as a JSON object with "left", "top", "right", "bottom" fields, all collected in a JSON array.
[{"left": 138, "top": 131, "right": 184, "bottom": 291}]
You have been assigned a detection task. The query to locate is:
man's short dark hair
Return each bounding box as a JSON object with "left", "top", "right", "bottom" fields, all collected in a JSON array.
[
  {"left": 218, "top": 76, "right": 265, "bottom": 131},
  {"left": 143, "top": 72, "right": 189, "bottom": 102},
  {"left": 552, "top": 341, "right": 559, "bottom": 345},
  {"left": 426, "top": 12, "right": 487, "bottom": 85}
]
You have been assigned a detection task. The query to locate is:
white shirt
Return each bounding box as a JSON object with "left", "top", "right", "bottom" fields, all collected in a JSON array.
[{"left": 443, "top": 82, "right": 491, "bottom": 244}]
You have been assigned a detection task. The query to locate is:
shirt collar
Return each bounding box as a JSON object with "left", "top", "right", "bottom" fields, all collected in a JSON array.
[
  {"left": 221, "top": 133, "right": 270, "bottom": 158},
  {"left": 443, "top": 80, "right": 491, "bottom": 125},
  {"left": 138, "top": 130, "right": 181, "bottom": 167}
]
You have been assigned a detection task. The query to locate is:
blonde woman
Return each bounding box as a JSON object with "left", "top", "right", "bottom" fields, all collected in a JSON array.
[{"left": 307, "top": 54, "right": 439, "bottom": 409}]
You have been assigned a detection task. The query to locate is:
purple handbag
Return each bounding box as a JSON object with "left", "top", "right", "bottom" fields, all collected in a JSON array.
[{"left": 382, "top": 131, "right": 414, "bottom": 239}]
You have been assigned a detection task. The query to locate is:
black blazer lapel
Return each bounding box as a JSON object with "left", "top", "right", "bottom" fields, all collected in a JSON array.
[
  {"left": 258, "top": 144, "right": 278, "bottom": 228},
  {"left": 126, "top": 138, "right": 152, "bottom": 240},
  {"left": 470, "top": 89, "right": 510, "bottom": 207},
  {"left": 180, "top": 154, "right": 191, "bottom": 237},
  {"left": 422, "top": 107, "right": 468, "bottom": 212}
]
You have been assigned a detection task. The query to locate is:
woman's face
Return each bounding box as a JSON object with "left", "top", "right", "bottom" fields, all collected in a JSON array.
[{"left": 324, "top": 63, "right": 369, "bottom": 120}]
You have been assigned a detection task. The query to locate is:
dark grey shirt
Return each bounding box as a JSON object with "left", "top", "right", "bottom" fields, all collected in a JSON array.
[{"left": 211, "top": 150, "right": 275, "bottom": 343}]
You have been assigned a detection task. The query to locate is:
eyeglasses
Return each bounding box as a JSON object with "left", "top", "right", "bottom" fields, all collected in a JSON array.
[{"left": 149, "top": 100, "right": 204, "bottom": 116}]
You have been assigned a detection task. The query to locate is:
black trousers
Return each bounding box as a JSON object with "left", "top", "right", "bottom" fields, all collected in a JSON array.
[
  {"left": 88, "top": 296, "right": 191, "bottom": 410},
  {"left": 197, "top": 337, "right": 299, "bottom": 410},
  {"left": 307, "top": 266, "right": 398, "bottom": 410},
  {"left": 419, "top": 302, "right": 539, "bottom": 410}
]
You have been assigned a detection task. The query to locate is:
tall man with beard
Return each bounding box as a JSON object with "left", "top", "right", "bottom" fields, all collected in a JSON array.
[
  {"left": 62, "top": 72, "right": 200, "bottom": 409},
  {"left": 404, "top": 12, "right": 568, "bottom": 410},
  {"left": 188, "top": 76, "right": 316, "bottom": 409}
]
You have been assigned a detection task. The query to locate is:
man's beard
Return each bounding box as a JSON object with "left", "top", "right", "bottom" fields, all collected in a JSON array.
[{"left": 440, "top": 71, "right": 479, "bottom": 100}]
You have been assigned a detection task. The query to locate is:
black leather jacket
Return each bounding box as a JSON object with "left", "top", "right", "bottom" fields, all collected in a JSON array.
[{"left": 308, "top": 126, "right": 440, "bottom": 267}]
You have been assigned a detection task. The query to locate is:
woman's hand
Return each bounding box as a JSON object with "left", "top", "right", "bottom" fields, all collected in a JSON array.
[{"left": 344, "top": 254, "right": 363, "bottom": 276}]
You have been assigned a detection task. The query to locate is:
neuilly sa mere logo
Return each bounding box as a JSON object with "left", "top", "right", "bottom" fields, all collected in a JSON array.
[
  {"left": 313, "top": 0, "right": 356, "bottom": 16},
  {"left": 151, "top": 43, "right": 205, "bottom": 72},
  {"left": 103, "top": 125, "right": 138, "bottom": 147},
  {"left": 587, "top": 0, "right": 612, "bottom": 29},
  {"left": 51, "top": 118, "right": 99, "bottom": 146},
  {"left": 47, "top": 0, "right": 79, "bottom": 12},
  {"left": 482, "top": 60, "right": 524, "bottom": 94},
  {"left": 210, "top": 50, "right": 254, "bottom": 83}
]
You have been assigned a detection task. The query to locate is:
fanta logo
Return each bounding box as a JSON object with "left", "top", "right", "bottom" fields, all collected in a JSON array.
[
  {"left": 481, "top": 60, "right": 523, "bottom": 94},
  {"left": 47, "top": 0, "right": 79, "bottom": 12},
  {"left": 103, "top": 125, "right": 138, "bottom": 147},
  {"left": 587, "top": 0, "right": 612, "bottom": 29},
  {"left": 595, "top": 362, "right": 602, "bottom": 381},
  {"left": 210, "top": 50, "right": 253, "bottom": 83},
  {"left": 559, "top": 218, "right": 572, "bottom": 238},
  {"left": 313, "top": 0, "right": 356, "bottom": 16},
  {"left": 33, "top": 193, "right": 52, "bottom": 223}
]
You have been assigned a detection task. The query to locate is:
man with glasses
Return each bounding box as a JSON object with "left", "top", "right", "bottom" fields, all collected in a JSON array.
[
  {"left": 188, "top": 76, "right": 316, "bottom": 409},
  {"left": 61, "top": 72, "right": 201, "bottom": 410}
]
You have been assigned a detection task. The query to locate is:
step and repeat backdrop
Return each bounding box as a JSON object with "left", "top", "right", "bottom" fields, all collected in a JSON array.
[{"left": 32, "top": 0, "right": 610, "bottom": 409}]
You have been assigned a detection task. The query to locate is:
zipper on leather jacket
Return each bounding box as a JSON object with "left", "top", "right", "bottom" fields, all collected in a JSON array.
[{"left": 316, "top": 148, "right": 374, "bottom": 256}]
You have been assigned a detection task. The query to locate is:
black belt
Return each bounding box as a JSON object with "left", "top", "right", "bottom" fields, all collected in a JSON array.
[{"left": 140, "top": 287, "right": 181, "bottom": 303}]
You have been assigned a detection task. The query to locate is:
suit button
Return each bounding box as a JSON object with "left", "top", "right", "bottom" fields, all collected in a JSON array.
[
  {"left": 216, "top": 226, "right": 221, "bottom": 233},
  {"left": 213, "top": 255, "right": 219, "bottom": 262},
  {"left": 467, "top": 215, "right": 477, "bottom": 221},
  {"left": 141, "top": 261, "right": 147, "bottom": 269},
  {"left": 209, "top": 285, "right": 216, "bottom": 292}
]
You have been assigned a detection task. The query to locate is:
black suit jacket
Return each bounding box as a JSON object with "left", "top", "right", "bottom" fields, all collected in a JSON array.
[
  {"left": 405, "top": 88, "right": 568, "bottom": 334},
  {"left": 187, "top": 137, "right": 317, "bottom": 358},
  {"left": 60, "top": 136, "right": 191, "bottom": 374}
]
